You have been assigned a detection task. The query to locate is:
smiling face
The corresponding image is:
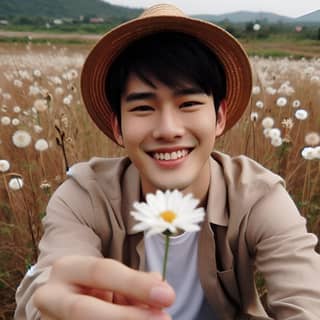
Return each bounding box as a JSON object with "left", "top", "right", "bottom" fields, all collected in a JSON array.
[{"left": 112, "top": 73, "right": 226, "bottom": 202}]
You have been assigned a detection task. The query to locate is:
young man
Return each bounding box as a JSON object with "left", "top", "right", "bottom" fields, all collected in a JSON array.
[{"left": 15, "top": 4, "right": 320, "bottom": 320}]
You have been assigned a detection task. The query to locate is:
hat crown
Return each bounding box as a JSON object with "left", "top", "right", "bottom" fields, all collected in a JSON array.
[{"left": 139, "top": 3, "right": 186, "bottom": 18}]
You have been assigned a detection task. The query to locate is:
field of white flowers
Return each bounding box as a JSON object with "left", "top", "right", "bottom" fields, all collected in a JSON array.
[{"left": 0, "top": 41, "right": 319, "bottom": 318}]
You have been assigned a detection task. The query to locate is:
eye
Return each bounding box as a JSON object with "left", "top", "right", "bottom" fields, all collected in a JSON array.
[
  {"left": 180, "top": 101, "right": 203, "bottom": 108},
  {"left": 129, "top": 105, "right": 154, "bottom": 112}
]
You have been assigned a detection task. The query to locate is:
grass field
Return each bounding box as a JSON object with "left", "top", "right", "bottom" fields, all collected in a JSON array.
[{"left": 0, "top": 36, "right": 319, "bottom": 319}]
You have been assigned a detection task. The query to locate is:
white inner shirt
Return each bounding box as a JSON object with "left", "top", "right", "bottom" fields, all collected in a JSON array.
[{"left": 145, "top": 231, "right": 215, "bottom": 319}]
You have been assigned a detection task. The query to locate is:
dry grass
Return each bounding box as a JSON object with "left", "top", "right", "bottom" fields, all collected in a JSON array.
[{"left": 0, "top": 42, "right": 319, "bottom": 319}]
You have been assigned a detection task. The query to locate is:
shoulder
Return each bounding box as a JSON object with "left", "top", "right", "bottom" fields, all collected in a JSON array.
[
  {"left": 48, "top": 156, "right": 133, "bottom": 214},
  {"left": 212, "top": 151, "right": 284, "bottom": 191}
]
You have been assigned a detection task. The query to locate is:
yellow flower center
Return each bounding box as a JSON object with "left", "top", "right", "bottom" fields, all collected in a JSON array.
[{"left": 160, "top": 210, "right": 177, "bottom": 223}]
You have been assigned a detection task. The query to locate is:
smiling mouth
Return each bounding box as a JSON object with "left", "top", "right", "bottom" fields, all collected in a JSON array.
[{"left": 149, "top": 149, "right": 191, "bottom": 161}]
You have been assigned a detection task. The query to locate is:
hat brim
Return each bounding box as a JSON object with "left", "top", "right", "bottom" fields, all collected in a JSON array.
[{"left": 81, "top": 15, "right": 252, "bottom": 143}]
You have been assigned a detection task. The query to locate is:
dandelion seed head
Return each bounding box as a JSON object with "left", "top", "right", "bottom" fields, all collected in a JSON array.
[
  {"left": 271, "top": 137, "right": 283, "bottom": 147},
  {"left": 255, "top": 100, "right": 264, "bottom": 109},
  {"left": 263, "top": 128, "right": 271, "bottom": 138},
  {"left": 2, "top": 93, "right": 11, "bottom": 100},
  {"left": 310, "top": 75, "right": 320, "bottom": 83},
  {"left": 13, "top": 106, "right": 21, "bottom": 113},
  {"left": 0, "top": 160, "right": 10, "bottom": 173},
  {"left": 269, "top": 128, "right": 281, "bottom": 139},
  {"left": 33, "top": 125, "right": 43, "bottom": 133},
  {"left": 12, "top": 118, "right": 20, "bottom": 126},
  {"left": 33, "top": 69, "right": 42, "bottom": 78},
  {"left": 35, "top": 138, "right": 49, "bottom": 151},
  {"left": 34, "top": 99, "right": 48, "bottom": 112},
  {"left": 266, "top": 86, "right": 277, "bottom": 95},
  {"left": 305, "top": 132, "right": 320, "bottom": 146},
  {"left": 63, "top": 95, "right": 72, "bottom": 105},
  {"left": 50, "top": 76, "right": 62, "bottom": 85},
  {"left": 1, "top": 116, "right": 11, "bottom": 125},
  {"left": 13, "top": 79, "right": 23, "bottom": 87},
  {"left": 295, "top": 109, "right": 308, "bottom": 120},
  {"left": 252, "top": 86, "right": 261, "bottom": 95},
  {"left": 262, "top": 117, "right": 274, "bottom": 129},
  {"left": 253, "top": 23, "right": 261, "bottom": 31},
  {"left": 12, "top": 130, "right": 32, "bottom": 148},
  {"left": 18, "top": 70, "right": 31, "bottom": 80},
  {"left": 8, "top": 177, "right": 24, "bottom": 190},
  {"left": 292, "top": 99, "right": 301, "bottom": 108},
  {"left": 54, "top": 87, "right": 64, "bottom": 95},
  {"left": 278, "top": 82, "right": 295, "bottom": 96},
  {"left": 250, "top": 112, "right": 259, "bottom": 122},
  {"left": 301, "top": 147, "right": 315, "bottom": 160},
  {"left": 276, "top": 97, "right": 287, "bottom": 107},
  {"left": 314, "top": 146, "right": 320, "bottom": 159},
  {"left": 29, "top": 85, "right": 40, "bottom": 96}
]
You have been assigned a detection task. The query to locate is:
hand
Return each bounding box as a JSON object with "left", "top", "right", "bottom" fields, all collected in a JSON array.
[{"left": 33, "top": 256, "right": 175, "bottom": 320}]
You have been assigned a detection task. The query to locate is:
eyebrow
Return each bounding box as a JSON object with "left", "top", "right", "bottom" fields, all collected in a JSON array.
[{"left": 124, "top": 87, "right": 206, "bottom": 102}]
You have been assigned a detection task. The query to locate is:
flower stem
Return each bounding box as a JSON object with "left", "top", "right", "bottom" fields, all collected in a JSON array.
[{"left": 162, "top": 232, "right": 170, "bottom": 281}]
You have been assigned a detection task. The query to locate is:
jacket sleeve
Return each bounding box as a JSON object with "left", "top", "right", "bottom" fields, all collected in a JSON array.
[
  {"left": 246, "top": 183, "right": 320, "bottom": 319},
  {"left": 14, "top": 178, "right": 104, "bottom": 320}
]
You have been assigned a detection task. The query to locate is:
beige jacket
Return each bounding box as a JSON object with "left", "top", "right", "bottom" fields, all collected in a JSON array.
[{"left": 15, "top": 152, "right": 320, "bottom": 319}]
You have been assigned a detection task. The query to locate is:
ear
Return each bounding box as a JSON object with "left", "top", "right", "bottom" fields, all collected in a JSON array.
[
  {"left": 215, "top": 100, "right": 227, "bottom": 136},
  {"left": 111, "top": 114, "right": 124, "bottom": 146}
]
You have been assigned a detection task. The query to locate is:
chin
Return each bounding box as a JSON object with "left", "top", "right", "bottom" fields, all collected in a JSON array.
[{"left": 152, "top": 178, "right": 192, "bottom": 192}]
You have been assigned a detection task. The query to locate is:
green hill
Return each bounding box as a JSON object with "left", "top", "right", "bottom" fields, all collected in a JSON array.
[{"left": 0, "top": 0, "right": 142, "bottom": 19}]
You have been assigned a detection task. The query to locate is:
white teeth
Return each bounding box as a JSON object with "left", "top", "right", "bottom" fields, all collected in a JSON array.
[{"left": 153, "top": 149, "right": 189, "bottom": 161}]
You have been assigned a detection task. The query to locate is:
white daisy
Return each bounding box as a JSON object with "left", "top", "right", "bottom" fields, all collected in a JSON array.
[
  {"left": 0, "top": 160, "right": 10, "bottom": 173},
  {"left": 131, "top": 189, "right": 205, "bottom": 237},
  {"left": 8, "top": 177, "right": 24, "bottom": 190}
]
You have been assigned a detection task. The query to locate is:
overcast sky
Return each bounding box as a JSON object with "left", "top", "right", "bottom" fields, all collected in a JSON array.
[{"left": 106, "top": 0, "right": 319, "bottom": 18}]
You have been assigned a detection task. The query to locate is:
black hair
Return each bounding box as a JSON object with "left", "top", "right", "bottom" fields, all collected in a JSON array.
[{"left": 106, "top": 31, "right": 227, "bottom": 124}]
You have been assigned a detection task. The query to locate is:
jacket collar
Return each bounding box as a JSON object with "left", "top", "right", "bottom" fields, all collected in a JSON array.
[{"left": 206, "top": 157, "right": 229, "bottom": 226}]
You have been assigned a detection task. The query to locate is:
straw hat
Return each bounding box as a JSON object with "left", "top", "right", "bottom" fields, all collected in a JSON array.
[{"left": 81, "top": 3, "right": 252, "bottom": 143}]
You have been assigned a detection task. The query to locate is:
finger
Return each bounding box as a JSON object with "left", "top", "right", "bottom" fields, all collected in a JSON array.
[
  {"left": 79, "top": 286, "right": 114, "bottom": 302},
  {"left": 34, "top": 283, "right": 171, "bottom": 320},
  {"left": 51, "top": 256, "right": 175, "bottom": 308}
]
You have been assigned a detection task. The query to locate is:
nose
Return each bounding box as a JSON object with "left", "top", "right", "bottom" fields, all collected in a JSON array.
[{"left": 152, "top": 106, "right": 185, "bottom": 141}]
